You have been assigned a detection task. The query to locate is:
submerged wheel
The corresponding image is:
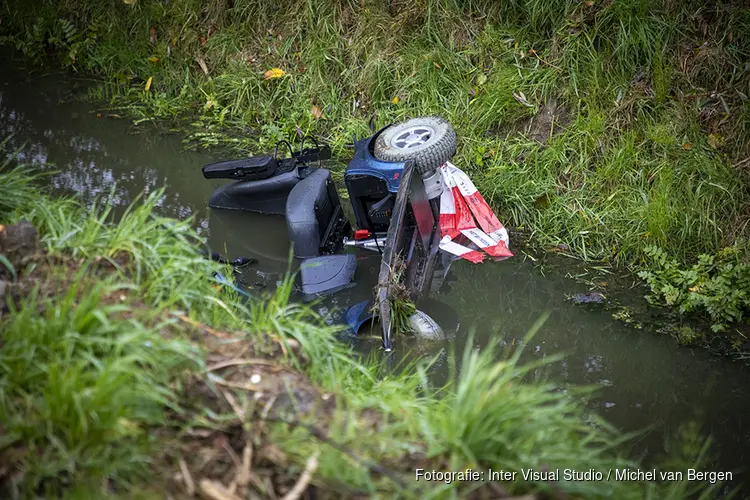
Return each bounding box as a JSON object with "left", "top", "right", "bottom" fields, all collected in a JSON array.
[{"left": 373, "top": 116, "right": 456, "bottom": 175}]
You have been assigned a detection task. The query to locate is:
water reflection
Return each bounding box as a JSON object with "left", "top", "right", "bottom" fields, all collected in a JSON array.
[{"left": 0, "top": 60, "right": 222, "bottom": 224}]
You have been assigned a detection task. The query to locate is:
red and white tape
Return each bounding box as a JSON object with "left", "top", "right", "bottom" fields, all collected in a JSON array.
[{"left": 437, "top": 162, "right": 513, "bottom": 263}]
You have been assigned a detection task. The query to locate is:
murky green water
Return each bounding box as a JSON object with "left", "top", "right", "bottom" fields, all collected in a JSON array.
[{"left": 2, "top": 55, "right": 749, "bottom": 495}]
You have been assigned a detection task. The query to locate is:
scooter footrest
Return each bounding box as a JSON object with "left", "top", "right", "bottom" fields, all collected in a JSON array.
[{"left": 298, "top": 255, "right": 356, "bottom": 300}]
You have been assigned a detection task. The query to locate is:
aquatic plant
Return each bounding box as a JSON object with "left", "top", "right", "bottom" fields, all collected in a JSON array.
[
  {"left": 373, "top": 254, "right": 418, "bottom": 336},
  {"left": 639, "top": 243, "right": 750, "bottom": 333}
]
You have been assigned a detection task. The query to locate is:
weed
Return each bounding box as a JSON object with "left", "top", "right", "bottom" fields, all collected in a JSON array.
[{"left": 639, "top": 243, "right": 750, "bottom": 332}]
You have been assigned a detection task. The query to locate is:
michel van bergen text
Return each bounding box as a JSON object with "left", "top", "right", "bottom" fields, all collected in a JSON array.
[{"left": 415, "top": 468, "right": 732, "bottom": 484}]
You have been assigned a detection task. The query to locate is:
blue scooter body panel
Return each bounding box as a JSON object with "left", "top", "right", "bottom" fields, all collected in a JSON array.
[{"left": 345, "top": 137, "right": 406, "bottom": 194}]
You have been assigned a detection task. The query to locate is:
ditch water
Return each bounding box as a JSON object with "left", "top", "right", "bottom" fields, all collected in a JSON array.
[{"left": 2, "top": 55, "right": 750, "bottom": 496}]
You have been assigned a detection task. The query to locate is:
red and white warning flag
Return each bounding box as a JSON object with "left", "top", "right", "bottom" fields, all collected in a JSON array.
[{"left": 437, "top": 162, "right": 513, "bottom": 263}]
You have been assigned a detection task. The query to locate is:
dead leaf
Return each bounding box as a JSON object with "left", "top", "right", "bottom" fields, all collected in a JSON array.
[
  {"left": 149, "top": 27, "right": 156, "bottom": 45},
  {"left": 534, "top": 193, "right": 552, "bottom": 209},
  {"left": 200, "top": 35, "right": 207, "bottom": 47},
  {"left": 584, "top": 0, "right": 594, "bottom": 6},
  {"left": 311, "top": 105, "right": 323, "bottom": 120},
  {"left": 196, "top": 56, "right": 209, "bottom": 76},
  {"left": 144, "top": 77, "right": 153, "bottom": 92},
  {"left": 178, "top": 457, "right": 195, "bottom": 496},
  {"left": 264, "top": 67, "right": 286, "bottom": 80},
  {"left": 512, "top": 90, "right": 534, "bottom": 108},
  {"left": 707, "top": 133, "right": 725, "bottom": 149},
  {"left": 433, "top": 62, "right": 442, "bottom": 69},
  {"left": 199, "top": 479, "right": 242, "bottom": 500},
  {"left": 122, "top": 0, "right": 136, "bottom": 4},
  {"left": 682, "top": 142, "right": 692, "bottom": 150},
  {"left": 476, "top": 73, "right": 487, "bottom": 86}
]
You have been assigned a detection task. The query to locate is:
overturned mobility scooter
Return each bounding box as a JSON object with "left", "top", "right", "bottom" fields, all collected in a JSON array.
[{"left": 202, "top": 116, "right": 512, "bottom": 351}]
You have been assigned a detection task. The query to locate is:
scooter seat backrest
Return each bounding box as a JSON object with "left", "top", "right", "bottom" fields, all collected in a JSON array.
[{"left": 285, "top": 168, "right": 340, "bottom": 259}]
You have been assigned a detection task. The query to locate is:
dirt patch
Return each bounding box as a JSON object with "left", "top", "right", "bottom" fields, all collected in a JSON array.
[{"left": 524, "top": 97, "right": 569, "bottom": 143}]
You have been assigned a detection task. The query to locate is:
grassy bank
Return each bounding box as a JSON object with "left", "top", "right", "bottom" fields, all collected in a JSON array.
[
  {"left": 2, "top": 0, "right": 749, "bottom": 337},
  {"left": 0, "top": 144, "right": 727, "bottom": 497}
]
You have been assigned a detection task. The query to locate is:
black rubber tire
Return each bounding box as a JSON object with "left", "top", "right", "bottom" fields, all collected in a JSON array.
[{"left": 373, "top": 116, "right": 456, "bottom": 175}]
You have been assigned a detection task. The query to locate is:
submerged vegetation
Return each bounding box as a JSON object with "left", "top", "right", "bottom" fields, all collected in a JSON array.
[
  {"left": 0, "top": 144, "right": 726, "bottom": 497},
  {"left": 1, "top": 0, "right": 749, "bottom": 337}
]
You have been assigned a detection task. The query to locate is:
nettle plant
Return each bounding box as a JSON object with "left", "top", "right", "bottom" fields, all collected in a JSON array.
[{"left": 638, "top": 243, "right": 750, "bottom": 332}]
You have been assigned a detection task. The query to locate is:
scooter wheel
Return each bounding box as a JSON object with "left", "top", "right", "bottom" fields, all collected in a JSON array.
[{"left": 373, "top": 116, "right": 456, "bottom": 175}]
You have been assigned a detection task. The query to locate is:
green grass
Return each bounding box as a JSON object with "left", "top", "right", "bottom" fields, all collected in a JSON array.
[
  {"left": 0, "top": 281, "right": 200, "bottom": 497},
  {"left": 1, "top": 150, "right": 728, "bottom": 497},
  {"left": 2, "top": 0, "right": 748, "bottom": 272}
]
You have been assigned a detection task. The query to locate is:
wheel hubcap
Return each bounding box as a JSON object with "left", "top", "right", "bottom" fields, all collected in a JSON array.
[{"left": 391, "top": 125, "right": 435, "bottom": 150}]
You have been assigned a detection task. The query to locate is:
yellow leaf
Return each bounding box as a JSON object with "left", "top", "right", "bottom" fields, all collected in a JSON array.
[
  {"left": 707, "top": 133, "right": 724, "bottom": 149},
  {"left": 145, "top": 76, "right": 153, "bottom": 92},
  {"left": 311, "top": 105, "right": 323, "bottom": 120},
  {"left": 391, "top": 96, "right": 400, "bottom": 104},
  {"left": 148, "top": 56, "right": 159, "bottom": 63},
  {"left": 264, "top": 67, "right": 286, "bottom": 80}
]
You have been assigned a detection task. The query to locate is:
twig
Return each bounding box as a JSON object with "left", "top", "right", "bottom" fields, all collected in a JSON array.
[
  {"left": 199, "top": 479, "right": 242, "bottom": 500},
  {"left": 487, "top": 481, "right": 508, "bottom": 497},
  {"left": 208, "top": 358, "right": 279, "bottom": 372},
  {"left": 529, "top": 49, "right": 562, "bottom": 71},
  {"left": 196, "top": 56, "right": 210, "bottom": 76},
  {"left": 222, "top": 390, "right": 245, "bottom": 421},
  {"left": 237, "top": 440, "right": 254, "bottom": 487},
  {"left": 172, "top": 313, "right": 231, "bottom": 339},
  {"left": 263, "top": 417, "right": 408, "bottom": 489},
  {"left": 222, "top": 441, "right": 243, "bottom": 471},
  {"left": 212, "top": 377, "right": 262, "bottom": 392},
  {"left": 179, "top": 456, "right": 196, "bottom": 497},
  {"left": 228, "top": 438, "right": 254, "bottom": 495},
  {"left": 280, "top": 451, "right": 320, "bottom": 500},
  {"left": 733, "top": 156, "right": 750, "bottom": 169}
]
